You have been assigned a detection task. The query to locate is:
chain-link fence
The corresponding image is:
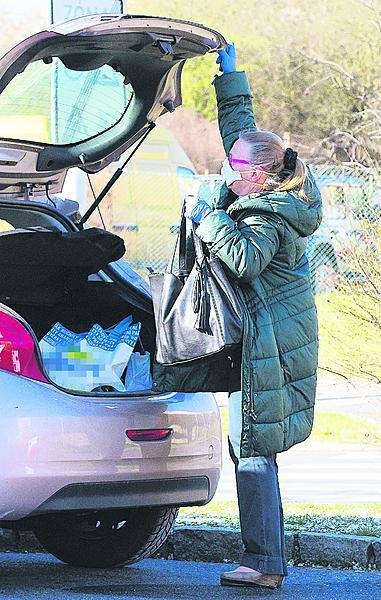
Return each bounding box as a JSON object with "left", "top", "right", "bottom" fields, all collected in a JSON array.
[
  {"left": 305, "top": 164, "right": 380, "bottom": 383},
  {"left": 307, "top": 165, "right": 380, "bottom": 295}
]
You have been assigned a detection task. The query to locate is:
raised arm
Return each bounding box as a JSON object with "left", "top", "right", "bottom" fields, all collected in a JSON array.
[
  {"left": 214, "top": 44, "right": 256, "bottom": 153},
  {"left": 213, "top": 45, "right": 257, "bottom": 209},
  {"left": 213, "top": 71, "right": 257, "bottom": 154}
]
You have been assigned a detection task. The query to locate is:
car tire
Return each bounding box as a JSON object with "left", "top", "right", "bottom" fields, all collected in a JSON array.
[{"left": 33, "top": 506, "right": 178, "bottom": 568}]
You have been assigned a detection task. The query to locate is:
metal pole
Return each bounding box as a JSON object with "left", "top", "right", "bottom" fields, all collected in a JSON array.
[{"left": 78, "top": 123, "right": 156, "bottom": 227}]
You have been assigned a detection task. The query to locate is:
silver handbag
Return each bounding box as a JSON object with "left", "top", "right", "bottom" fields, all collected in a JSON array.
[{"left": 150, "top": 213, "right": 243, "bottom": 365}]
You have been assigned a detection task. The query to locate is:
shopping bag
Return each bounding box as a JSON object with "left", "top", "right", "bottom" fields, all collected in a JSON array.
[
  {"left": 124, "top": 351, "right": 153, "bottom": 391},
  {"left": 39, "top": 317, "right": 140, "bottom": 392}
]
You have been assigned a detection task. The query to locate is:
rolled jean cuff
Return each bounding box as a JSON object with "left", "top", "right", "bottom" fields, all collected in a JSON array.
[{"left": 241, "top": 552, "right": 288, "bottom": 576}]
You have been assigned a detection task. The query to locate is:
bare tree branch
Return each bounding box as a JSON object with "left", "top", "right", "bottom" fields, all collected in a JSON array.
[
  {"left": 358, "top": 368, "right": 381, "bottom": 384},
  {"left": 303, "top": 75, "right": 335, "bottom": 96},
  {"left": 359, "top": 0, "right": 381, "bottom": 35},
  {"left": 296, "top": 51, "right": 355, "bottom": 80}
]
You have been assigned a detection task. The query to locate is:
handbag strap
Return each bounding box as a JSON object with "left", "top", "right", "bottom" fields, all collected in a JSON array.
[
  {"left": 191, "top": 221, "right": 206, "bottom": 265},
  {"left": 168, "top": 204, "right": 185, "bottom": 273},
  {"left": 169, "top": 203, "right": 205, "bottom": 275},
  {"left": 136, "top": 336, "right": 145, "bottom": 355},
  {"left": 179, "top": 207, "right": 188, "bottom": 273}
]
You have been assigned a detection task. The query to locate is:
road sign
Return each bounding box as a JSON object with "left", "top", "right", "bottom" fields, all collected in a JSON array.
[{"left": 51, "top": 1, "right": 123, "bottom": 24}]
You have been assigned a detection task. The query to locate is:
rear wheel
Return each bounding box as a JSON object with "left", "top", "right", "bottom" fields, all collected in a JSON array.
[{"left": 33, "top": 506, "right": 178, "bottom": 568}]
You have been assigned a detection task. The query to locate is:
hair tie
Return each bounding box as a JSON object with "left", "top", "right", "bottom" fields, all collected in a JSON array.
[
  {"left": 278, "top": 147, "right": 298, "bottom": 181},
  {"left": 284, "top": 147, "right": 298, "bottom": 170}
]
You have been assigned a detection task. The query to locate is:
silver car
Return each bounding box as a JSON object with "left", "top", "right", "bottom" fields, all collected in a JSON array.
[{"left": 0, "top": 14, "right": 224, "bottom": 568}]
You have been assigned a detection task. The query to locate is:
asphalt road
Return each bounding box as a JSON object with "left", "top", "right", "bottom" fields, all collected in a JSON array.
[{"left": 0, "top": 553, "right": 380, "bottom": 600}]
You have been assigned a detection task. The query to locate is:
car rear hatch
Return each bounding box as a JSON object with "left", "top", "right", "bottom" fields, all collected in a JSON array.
[{"left": 0, "top": 14, "right": 225, "bottom": 199}]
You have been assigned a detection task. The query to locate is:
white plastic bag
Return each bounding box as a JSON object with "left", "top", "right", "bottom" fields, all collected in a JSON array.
[
  {"left": 124, "top": 352, "right": 152, "bottom": 391},
  {"left": 39, "top": 316, "right": 140, "bottom": 392}
]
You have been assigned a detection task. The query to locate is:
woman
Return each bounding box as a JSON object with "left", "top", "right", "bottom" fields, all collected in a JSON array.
[{"left": 186, "top": 44, "right": 322, "bottom": 589}]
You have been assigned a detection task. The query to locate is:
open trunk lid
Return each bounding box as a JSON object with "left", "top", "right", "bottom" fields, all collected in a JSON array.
[{"left": 0, "top": 14, "right": 225, "bottom": 199}]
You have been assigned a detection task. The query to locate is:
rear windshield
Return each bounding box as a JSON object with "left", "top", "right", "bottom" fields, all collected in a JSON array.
[{"left": 0, "top": 59, "right": 133, "bottom": 145}]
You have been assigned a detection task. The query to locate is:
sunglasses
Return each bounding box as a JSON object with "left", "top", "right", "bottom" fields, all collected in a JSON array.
[
  {"left": 227, "top": 153, "right": 277, "bottom": 183},
  {"left": 228, "top": 152, "right": 256, "bottom": 171}
]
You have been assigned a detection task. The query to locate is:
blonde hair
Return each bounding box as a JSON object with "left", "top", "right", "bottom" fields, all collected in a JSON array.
[{"left": 239, "top": 130, "right": 310, "bottom": 199}]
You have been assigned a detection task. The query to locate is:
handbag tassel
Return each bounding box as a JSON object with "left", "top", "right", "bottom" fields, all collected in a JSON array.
[
  {"left": 193, "top": 266, "right": 211, "bottom": 334},
  {"left": 195, "top": 290, "right": 211, "bottom": 333}
]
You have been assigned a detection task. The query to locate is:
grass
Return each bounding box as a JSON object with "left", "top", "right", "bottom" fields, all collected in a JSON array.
[
  {"left": 316, "top": 291, "right": 381, "bottom": 383},
  {"left": 178, "top": 501, "right": 381, "bottom": 537},
  {"left": 310, "top": 412, "right": 381, "bottom": 444},
  {"left": 219, "top": 406, "right": 381, "bottom": 445}
]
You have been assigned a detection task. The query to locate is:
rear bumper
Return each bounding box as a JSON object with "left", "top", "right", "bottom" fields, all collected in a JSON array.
[
  {"left": 31, "top": 476, "right": 211, "bottom": 515},
  {"left": 0, "top": 372, "right": 222, "bottom": 521}
]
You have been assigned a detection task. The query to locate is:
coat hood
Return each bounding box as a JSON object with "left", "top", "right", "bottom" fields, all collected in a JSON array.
[{"left": 228, "top": 171, "right": 323, "bottom": 238}]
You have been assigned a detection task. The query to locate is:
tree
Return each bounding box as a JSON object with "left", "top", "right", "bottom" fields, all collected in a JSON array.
[{"left": 128, "top": 0, "right": 380, "bottom": 162}]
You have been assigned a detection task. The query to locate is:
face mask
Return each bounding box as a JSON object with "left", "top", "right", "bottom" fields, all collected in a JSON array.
[
  {"left": 221, "top": 156, "right": 277, "bottom": 185},
  {"left": 220, "top": 157, "right": 243, "bottom": 187}
]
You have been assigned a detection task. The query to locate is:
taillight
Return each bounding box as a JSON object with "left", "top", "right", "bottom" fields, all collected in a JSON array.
[
  {"left": 0, "top": 310, "right": 48, "bottom": 382},
  {"left": 126, "top": 429, "right": 172, "bottom": 442}
]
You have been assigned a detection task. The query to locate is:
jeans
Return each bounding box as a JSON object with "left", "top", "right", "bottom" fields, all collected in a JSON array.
[{"left": 228, "top": 391, "right": 288, "bottom": 576}]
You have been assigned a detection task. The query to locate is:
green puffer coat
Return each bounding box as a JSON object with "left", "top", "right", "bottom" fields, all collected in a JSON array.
[{"left": 153, "top": 71, "right": 322, "bottom": 458}]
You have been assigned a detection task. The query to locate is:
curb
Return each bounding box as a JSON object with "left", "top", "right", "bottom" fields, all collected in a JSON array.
[
  {"left": 154, "top": 526, "right": 381, "bottom": 570},
  {"left": 1, "top": 526, "right": 380, "bottom": 570}
]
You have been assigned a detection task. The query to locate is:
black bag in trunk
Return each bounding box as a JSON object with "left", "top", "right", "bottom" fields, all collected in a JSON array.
[{"left": 0, "top": 227, "right": 125, "bottom": 305}]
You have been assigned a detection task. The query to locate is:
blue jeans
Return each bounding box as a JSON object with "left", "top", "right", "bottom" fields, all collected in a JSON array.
[{"left": 228, "top": 391, "right": 288, "bottom": 576}]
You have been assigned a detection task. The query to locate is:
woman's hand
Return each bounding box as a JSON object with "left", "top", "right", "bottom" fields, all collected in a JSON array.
[
  {"left": 185, "top": 195, "right": 212, "bottom": 225},
  {"left": 216, "top": 42, "right": 236, "bottom": 73}
]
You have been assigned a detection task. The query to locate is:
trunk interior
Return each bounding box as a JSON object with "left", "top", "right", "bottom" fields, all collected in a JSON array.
[
  {"left": 8, "top": 280, "right": 156, "bottom": 353},
  {"left": 0, "top": 203, "right": 156, "bottom": 393}
]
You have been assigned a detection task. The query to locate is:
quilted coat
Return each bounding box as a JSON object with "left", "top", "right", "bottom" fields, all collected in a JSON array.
[{"left": 153, "top": 71, "right": 323, "bottom": 458}]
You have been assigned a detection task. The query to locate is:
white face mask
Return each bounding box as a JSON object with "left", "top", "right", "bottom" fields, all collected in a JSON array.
[{"left": 220, "top": 157, "right": 243, "bottom": 187}]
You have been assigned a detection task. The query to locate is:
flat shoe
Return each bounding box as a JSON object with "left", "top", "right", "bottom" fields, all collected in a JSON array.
[{"left": 220, "top": 570, "right": 284, "bottom": 589}]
